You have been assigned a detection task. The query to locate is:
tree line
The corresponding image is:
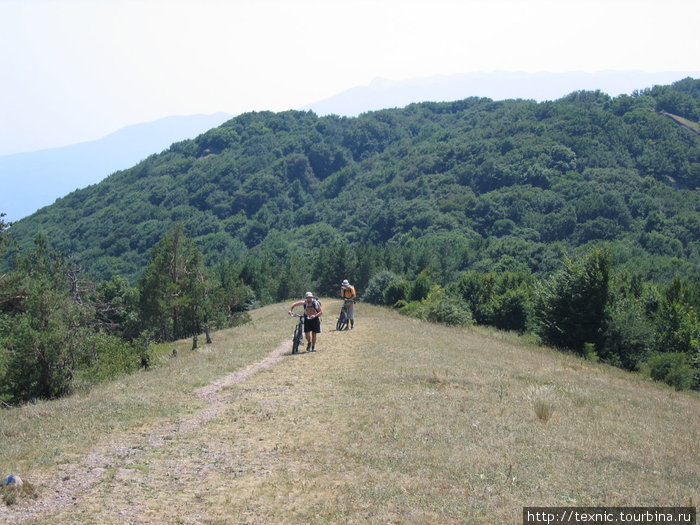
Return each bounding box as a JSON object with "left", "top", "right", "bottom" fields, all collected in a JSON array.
[
  {"left": 0, "top": 219, "right": 250, "bottom": 404},
  {"left": 239, "top": 239, "right": 700, "bottom": 392},
  {"left": 1, "top": 214, "right": 698, "bottom": 405},
  {"left": 362, "top": 248, "right": 699, "bottom": 391}
]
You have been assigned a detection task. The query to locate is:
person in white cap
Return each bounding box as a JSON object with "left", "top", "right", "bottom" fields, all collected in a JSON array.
[
  {"left": 340, "top": 279, "right": 356, "bottom": 329},
  {"left": 288, "top": 292, "right": 323, "bottom": 351}
]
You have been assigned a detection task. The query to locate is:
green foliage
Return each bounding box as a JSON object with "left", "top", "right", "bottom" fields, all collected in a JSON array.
[
  {"left": 314, "top": 243, "right": 357, "bottom": 297},
  {"left": 0, "top": 235, "right": 137, "bottom": 403},
  {"left": 412, "top": 289, "right": 474, "bottom": 327},
  {"left": 6, "top": 79, "right": 699, "bottom": 288},
  {"left": 94, "top": 276, "right": 141, "bottom": 340},
  {"left": 207, "top": 260, "right": 254, "bottom": 325},
  {"left": 384, "top": 279, "right": 411, "bottom": 306},
  {"left": 654, "top": 297, "right": 700, "bottom": 355},
  {"left": 409, "top": 269, "right": 434, "bottom": 302},
  {"left": 533, "top": 249, "right": 612, "bottom": 355},
  {"left": 645, "top": 352, "right": 695, "bottom": 390},
  {"left": 601, "top": 297, "right": 654, "bottom": 370},
  {"left": 0, "top": 236, "right": 88, "bottom": 401},
  {"left": 450, "top": 271, "right": 533, "bottom": 332},
  {"left": 364, "top": 270, "right": 398, "bottom": 305},
  {"left": 73, "top": 332, "right": 141, "bottom": 387},
  {"left": 139, "top": 223, "right": 206, "bottom": 341},
  {"left": 0, "top": 213, "right": 9, "bottom": 258},
  {"left": 488, "top": 287, "right": 531, "bottom": 333},
  {"left": 450, "top": 272, "right": 495, "bottom": 324}
]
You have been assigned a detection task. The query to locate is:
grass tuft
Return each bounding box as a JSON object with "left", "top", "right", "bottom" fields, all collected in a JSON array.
[
  {"left": 1, "top": 480, "right": 38, "bottom": 506},
  {"left": 526, "top": 384, "right": 557, "bottom": 421}
]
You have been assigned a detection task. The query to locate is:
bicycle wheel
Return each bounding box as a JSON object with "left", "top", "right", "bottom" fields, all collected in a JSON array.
[
  {"left": 292, "top": 323, "right": 302, "bottom": 354},
  {"left": 336, "top": 313, "right": 348, "bottom": 331}
]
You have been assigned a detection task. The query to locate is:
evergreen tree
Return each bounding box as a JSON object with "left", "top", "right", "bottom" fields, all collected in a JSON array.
[
  {"left": 0, "top": 213, "right": 9, "bottom": 259},
  {"left": 534, "top": 248, "right": 612, "bottom": 354},
  {"left": 139, "top": 223, "right": 206, "bottom": 341},
  {"left": 315, "top": 243, "right": 357, "bottom": 297},
  {"left": 0, "top": 234, "right": 126, "bottom": 402}
]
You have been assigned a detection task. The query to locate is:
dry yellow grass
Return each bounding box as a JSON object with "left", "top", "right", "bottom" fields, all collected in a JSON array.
[{"left": 1, "top": 300, "right": 698, "bottom": 524}]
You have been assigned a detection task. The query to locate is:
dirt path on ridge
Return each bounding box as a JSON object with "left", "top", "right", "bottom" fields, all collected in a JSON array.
[{"left": 0, "top": 340, "right": 291, "bottom": 524}]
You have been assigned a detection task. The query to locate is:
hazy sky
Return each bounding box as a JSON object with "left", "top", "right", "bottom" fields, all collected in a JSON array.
[{"left": 1, "top": 0, "right": 699, "bottom": 156}]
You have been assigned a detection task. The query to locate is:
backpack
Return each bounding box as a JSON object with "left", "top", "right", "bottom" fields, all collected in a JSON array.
[{"left": 307, "top": 297, "right": 321, "bottom": 312}]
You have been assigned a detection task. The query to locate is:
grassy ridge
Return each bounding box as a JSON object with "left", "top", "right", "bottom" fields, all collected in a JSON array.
[{"left": 1, "top": 301, "right": 698, "bottom": 523}]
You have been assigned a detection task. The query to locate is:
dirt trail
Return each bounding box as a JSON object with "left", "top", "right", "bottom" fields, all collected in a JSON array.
[{"left": 0, "top": 340, "right": 291, "bottom": 524}]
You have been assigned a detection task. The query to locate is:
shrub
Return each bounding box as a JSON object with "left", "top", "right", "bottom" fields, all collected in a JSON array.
[
  {"left": 489, "top": 288, "right": 531, "bottom": 332},
  {"left": 409, "top": 270, "right": 434, "bottom": 302},
  {"left": 582, "top": 342, "right": 599, "bottom": 362},
  {"left": 363, "top": 271, "right": 398, "bottom": 305},
  {"left": 646, "top": 352, "right": 695, "bottom": 390},
  {"left": 422, "top": 293, "right": 474, "bottom": 327},
  {"left": 74, "top": 332, "right": 141, "bottom": 388},
  {"left": 533, "top": 249, "right": 612, "bottom": 355},
  {"left": 601, "top": 297, "right": 654, "bottom": 370},
  {"left": 654, "top": 300, "right": 700, "bottom": 355},
  {"left": 450, "top": 271, "right": 494, "bottom": 324},
  {"left": 383, "top": 279, "right": 411, "bottom": 306}
]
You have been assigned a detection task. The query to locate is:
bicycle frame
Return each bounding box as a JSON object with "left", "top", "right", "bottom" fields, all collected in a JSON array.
[
  {"left": 336, "top": 302, "right": 349, "bottom": 331},
  {"left": 290, "top": 312, "right": 305, "bottom": 354}
]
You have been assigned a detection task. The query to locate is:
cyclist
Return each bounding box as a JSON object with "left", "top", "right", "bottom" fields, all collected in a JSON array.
[
  {"left": 288, "top": 292, "right": 323, "bottom": 351},
  {"left": 340, "top": 279, "right": 356, "bottom": 329}
]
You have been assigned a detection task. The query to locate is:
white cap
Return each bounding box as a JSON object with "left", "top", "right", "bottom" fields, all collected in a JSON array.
[
  {"left": 305, "top": 291, "right": 313, "bottom": 298},
  {"left": 341, "top": 280, "right": 349, "bottom": 286}
]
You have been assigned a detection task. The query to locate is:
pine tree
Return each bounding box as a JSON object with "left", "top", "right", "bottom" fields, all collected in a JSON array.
[{"left": 139, "top": 223, "right": 206, "bottom": 341}]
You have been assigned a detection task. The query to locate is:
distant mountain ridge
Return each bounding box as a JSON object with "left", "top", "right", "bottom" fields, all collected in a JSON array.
[
  {"left": 304, "top": 71, "right": 700, "bottom": 116},
  {"left": 0, "top": 113, "right": 232, "bottom": 222},
  {"left": 4, "top": 71, "right": 699, "bottom": 224}
]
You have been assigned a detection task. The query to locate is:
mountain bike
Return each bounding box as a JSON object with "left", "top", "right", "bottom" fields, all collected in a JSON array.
[
  {"left": 336, "top": 297, "right": 357, "bottom": 331},
  {"left": 336, "top": 303, "right": 349, "bottom": 331},
  {"left": 290, "top": 312, "right": 305, "bottom": 354}
]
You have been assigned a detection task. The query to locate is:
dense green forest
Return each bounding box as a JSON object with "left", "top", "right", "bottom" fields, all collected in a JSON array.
[{"left": 1, "top": 78, "right": 699, "bottom": 403}]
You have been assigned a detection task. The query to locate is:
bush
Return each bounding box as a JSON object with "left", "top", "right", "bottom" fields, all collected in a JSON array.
[
  {"left": 74, "top": 332, "right": 141, "bottom": 388},
  {"left": 526, "top": 384, "right": 556, "bottom": 422},
  {"left": 654, "top": 299, "right": 700, "bottom": 355},
  {"left": 489, "top": 288, "right": 530, "bottom": 332},
  {"left": 645, "top": 352, "right": 695, "bottom": 390},
  {"left": 422, "top": 294, "right": 474, "bottom": 327},
  {"left": 601, "top": 297, "right": 654, "bottom": 370},
  {"left": 398, "top": 290, "right": 474, "bottom": 327},
  {"left": 409, "top": 270, "right": 433, "bottom": 302},
  {"left": 383, "top": 279, "right": 411, "bottom": 306},
  {"left": 363, "top": 271, "right": 398, "bottom": 305}
]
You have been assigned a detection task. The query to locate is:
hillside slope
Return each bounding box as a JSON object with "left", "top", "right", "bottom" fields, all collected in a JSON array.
[
  {"left": 5, "top": 79, "right": 700, "bottom": 286},
  {"left": 2, "top": 302, "right": 697, "bottom": 523},
  {"left": 0, "top": 113, "right": 232, "bottom": 223}
]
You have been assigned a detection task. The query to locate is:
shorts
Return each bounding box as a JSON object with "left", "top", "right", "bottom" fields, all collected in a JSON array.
[{"left": 304, "top": 316, "right": 321, "bottom": 334}]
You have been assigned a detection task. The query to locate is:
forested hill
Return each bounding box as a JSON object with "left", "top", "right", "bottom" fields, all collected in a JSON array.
[{"left": 7, "top": 77, "right": 700, "bottom": 286}]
